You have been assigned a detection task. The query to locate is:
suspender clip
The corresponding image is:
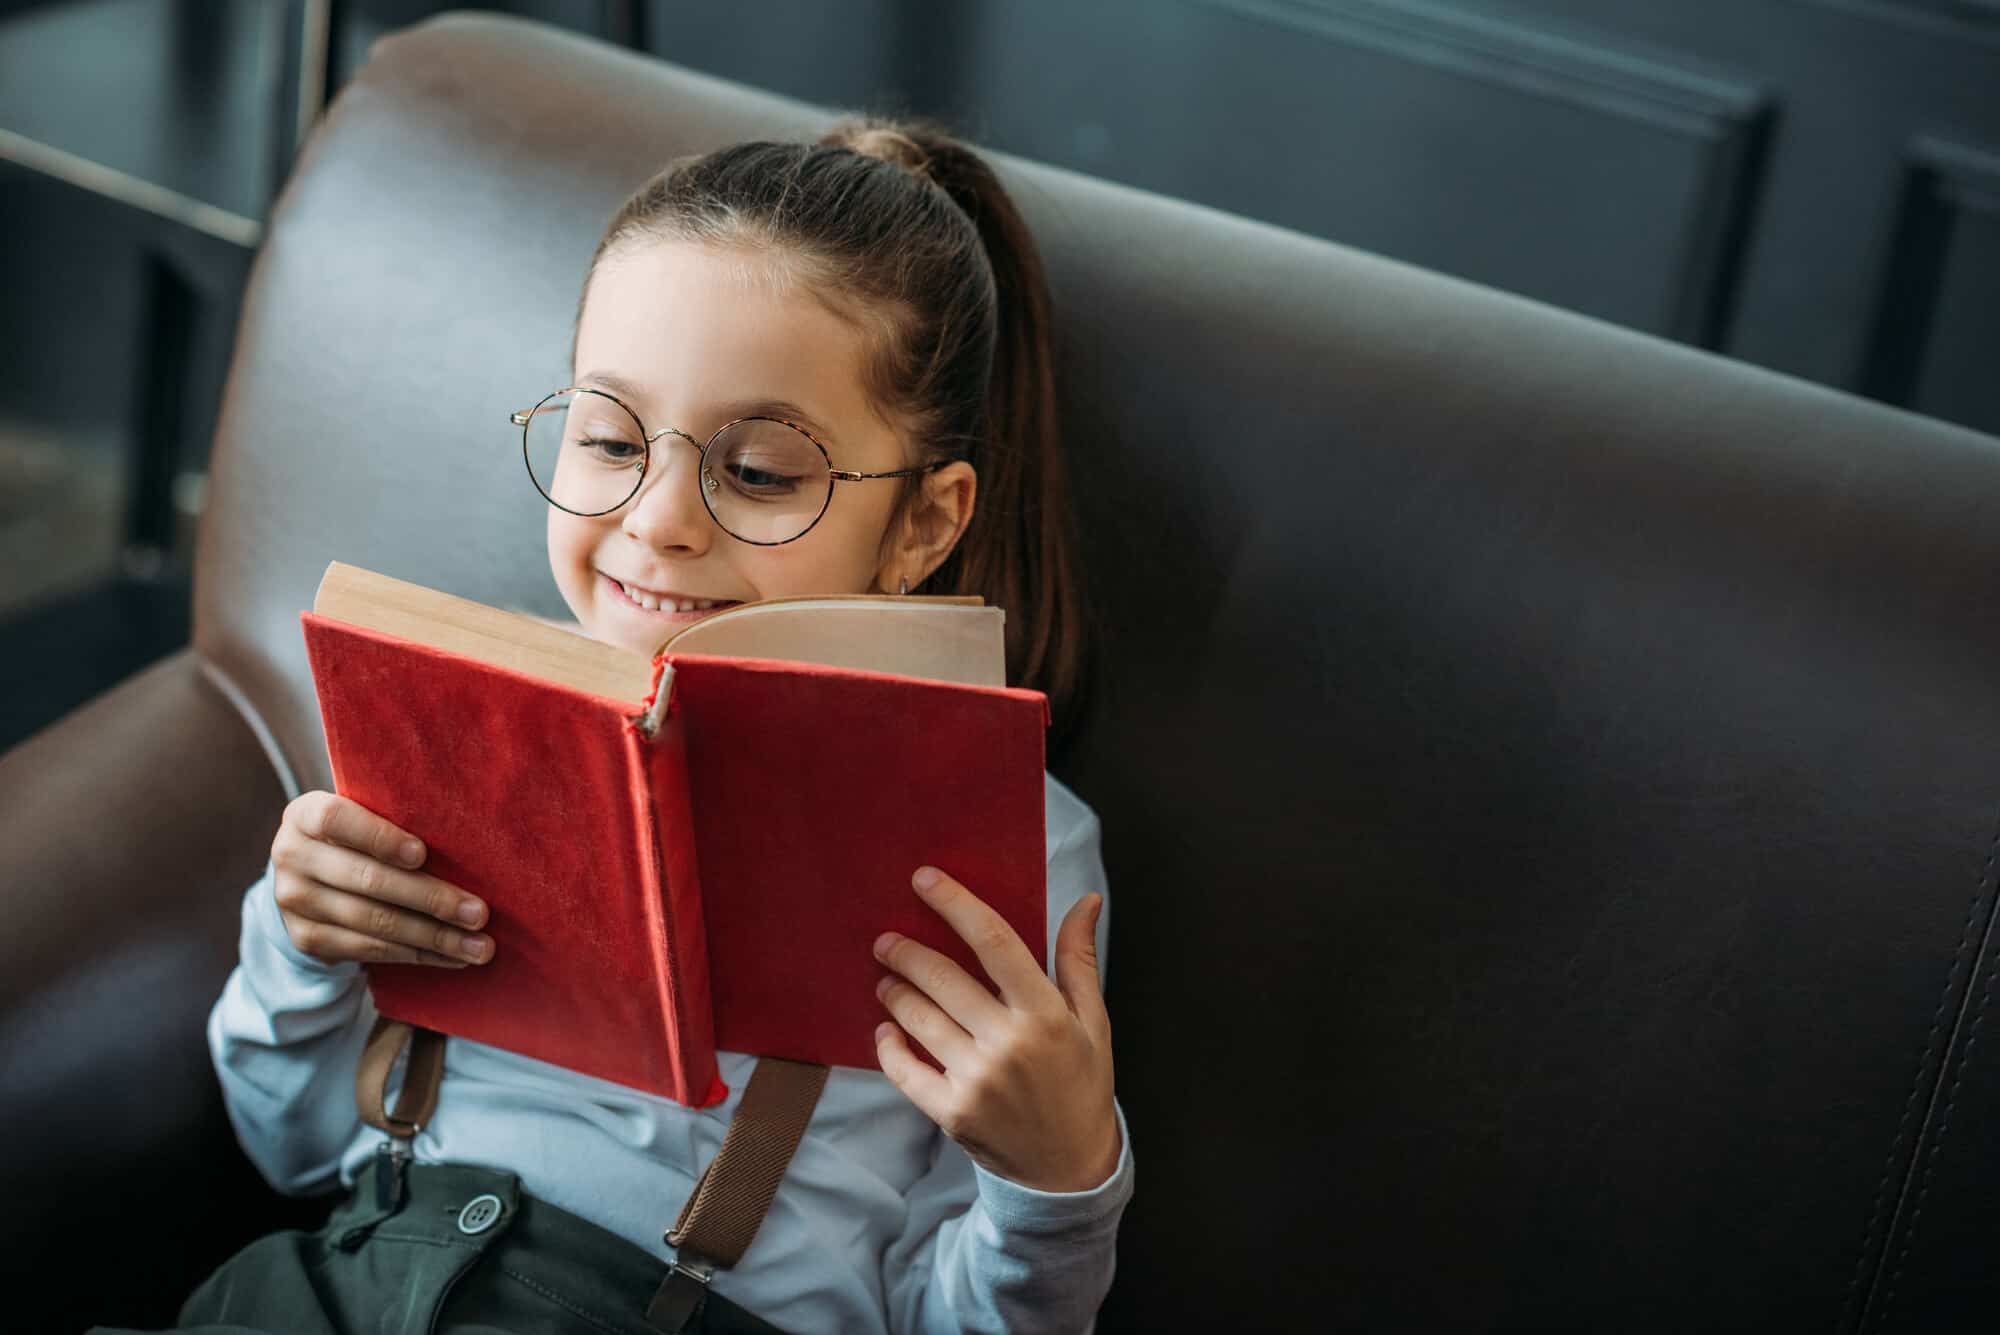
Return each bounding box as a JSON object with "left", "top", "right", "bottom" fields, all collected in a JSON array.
[
  {"left": 646, "top": 1248, "right": 716, "bottom": 1333},
  {"left": 373, "top": 1133, "right": 414, "bottom": 1213}
]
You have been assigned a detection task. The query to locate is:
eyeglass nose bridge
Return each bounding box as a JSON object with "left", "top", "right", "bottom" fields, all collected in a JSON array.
[
  {"left": 633, "top": 425, "right": 722, "bottom": 497},
  {"left": 643, "top": 425, "right": 701, "bottom": 448}
]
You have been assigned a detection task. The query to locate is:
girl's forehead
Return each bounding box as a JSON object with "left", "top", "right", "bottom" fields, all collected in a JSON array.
[
  {"left": 575, "top": 239, "right": 883, "bottom": 434},
  {"left": 572, "top": 238, "right": 900, "bottom": 447}
]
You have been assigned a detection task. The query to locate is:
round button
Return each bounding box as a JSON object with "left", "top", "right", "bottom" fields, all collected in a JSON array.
[{"left": 456, "top": 1194, "right": 504, "bottom": 1236}]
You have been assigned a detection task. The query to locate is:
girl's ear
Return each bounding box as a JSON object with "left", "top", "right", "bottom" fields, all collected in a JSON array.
[{"left": 877, "top": 461, "right": 976, "bottom": 593}]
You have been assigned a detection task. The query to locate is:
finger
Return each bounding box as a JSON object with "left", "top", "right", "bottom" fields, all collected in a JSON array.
[
  {"left": 283, "top": 915, "right": 472, "bottom": 969},
  {"left": 1054, "top": 893, "right": 1111, "bottom": 1046},
  {"left": 283, "top": 878, "right": 495, "bottom": 964},
  {"left": 909, "top": 865, "right": 1050, "bottom": 1009},
  {"left": 876, "top": 975, "right": 977, "bottom": 1069},
  {"left": 873, "top": 930, "right": 1009, "bottom": 1039},
  {"left": 279, "top": 833, "right": 485, "bottom": 932},
  {"left": 875, "top": 1021, "right": 954, "bottom": 1115},
  {"left": 294, "top": 791, "right": 427, "bottom": 870},
  {"left": 278, "top": 835, "right": 492, "bottom": 959}
]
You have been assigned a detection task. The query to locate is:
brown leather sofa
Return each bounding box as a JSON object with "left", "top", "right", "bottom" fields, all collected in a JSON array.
[{"left": 6, "top": 13, "right": 1998, "bottom": 1332}]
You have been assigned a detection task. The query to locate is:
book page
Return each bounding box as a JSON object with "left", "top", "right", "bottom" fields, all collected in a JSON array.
[
  {"left": 314, "top": 562, "right": 653, "bottom": 703},
  {"left": 665, "top": 601, "right": 1006, "bottom": 687},
  {"left": 315, "top": 562, "right": 1007, "bottom": 700}
]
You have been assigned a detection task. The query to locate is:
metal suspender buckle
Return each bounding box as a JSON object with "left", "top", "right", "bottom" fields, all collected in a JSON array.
[
  {"left": 646, "top": 1247, "right": 716, "bottom": 1333},
  {"left": 338, "top": 1133, "right": 415, "bottom": 1251},
  {"left": 373, "top": 1132, "right": 415, "bottom": 1213}
]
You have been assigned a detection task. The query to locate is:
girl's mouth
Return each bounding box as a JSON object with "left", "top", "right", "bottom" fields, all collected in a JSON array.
[{"left": 602, "top": 573, "right": 743, "bottom": 623}]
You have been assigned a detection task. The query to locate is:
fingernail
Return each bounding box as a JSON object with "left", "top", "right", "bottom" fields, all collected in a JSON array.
[
  {"left": 874, "top": 932, "right": 900, "bottom": 960},
  {"left": 456, "top": 899, "right": 484, "bottom": 926},
  {"left": 911, "top": 866, "right": 941, "bottom": 892},
  {"left": 876, "top": 976, "right": 895, "bottom": 1000},
  {"left": 875, "top": 1022, "right": 894, "bottom": 1044},
  {"left": 401, "top": 839, "right": 424, "bottom": 867},
  {"left": 461, "top": 935, "right": 490, "bottom": 961}
]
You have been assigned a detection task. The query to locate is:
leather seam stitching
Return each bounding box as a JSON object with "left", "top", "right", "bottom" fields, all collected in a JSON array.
[
  {"left": 1842, "top": 804, "right": 2000, "bottom": 1332},
  {"left": 1874, "top": 902, "right": 2000, "bottom": 1329},
  {"left": 196, "top": 654, "right": 302, "bottom": 799}
]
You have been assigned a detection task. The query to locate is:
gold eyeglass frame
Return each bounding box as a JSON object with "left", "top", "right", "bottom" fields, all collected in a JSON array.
[{"left": 511, "top": 385, "right": 949, "bottom": 547}]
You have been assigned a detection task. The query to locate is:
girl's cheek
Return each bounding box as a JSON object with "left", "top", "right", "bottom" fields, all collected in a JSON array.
[{"left": 546, "top": 514, "right": 598, "bottom": 615}]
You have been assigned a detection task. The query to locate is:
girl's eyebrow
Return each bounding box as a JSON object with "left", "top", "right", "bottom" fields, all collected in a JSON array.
[
  {"left": 709, "top": 397, "right": 836, "bottom": 439},
  {"left": 574, "top": 371, "right": 835, "bottom": 440},
  {"left": 575, "top": 370, "right": 648, "bottom": 399}
]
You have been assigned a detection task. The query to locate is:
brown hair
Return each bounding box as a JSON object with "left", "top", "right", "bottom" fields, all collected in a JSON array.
[{"left": 579, "top": 117, "right": 1090, "bottom": 740}]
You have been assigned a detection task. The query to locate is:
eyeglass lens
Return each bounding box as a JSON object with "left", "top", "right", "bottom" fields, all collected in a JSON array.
[{"left": 523, "top": 389, "right": 833, "bottom": 544}]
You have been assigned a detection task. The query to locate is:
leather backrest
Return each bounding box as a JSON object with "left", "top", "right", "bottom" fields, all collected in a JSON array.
[{"left": 195, "top": 14, "right": 2000, "bottom": 1328}]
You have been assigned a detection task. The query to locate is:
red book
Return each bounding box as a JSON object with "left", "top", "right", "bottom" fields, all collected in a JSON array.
[{"left": 301, "top": 562, "right": 1048, "bottom": 1108}]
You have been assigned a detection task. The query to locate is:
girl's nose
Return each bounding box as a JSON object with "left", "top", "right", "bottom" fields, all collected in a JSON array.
[{"left": 620, "top": 439, "right": 714, "bottom": 554}]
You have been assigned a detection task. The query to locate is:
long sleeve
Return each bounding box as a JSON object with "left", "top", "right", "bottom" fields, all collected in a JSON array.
[
  {"left": 207, "top": 860, "right": 378, "bottom": 1196},
  {"left": 878, "top": 792, "right": 1135, "bottom": 1335}
]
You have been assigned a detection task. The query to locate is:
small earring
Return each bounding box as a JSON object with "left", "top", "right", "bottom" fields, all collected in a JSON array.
[{"left": 899, "top": 575, "right": 909, "bottom": 596}]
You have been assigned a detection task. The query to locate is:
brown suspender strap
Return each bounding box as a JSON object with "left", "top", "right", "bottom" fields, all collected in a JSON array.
[
  {"left": 650, "top": 1056, "right": 829, "bottom": 1332},
  {"left": 356, "top": 1015, "right": 445, "bottom": 1137},
  {"left": 665, "top": 1056, "right": 830, "bottom": 1266},
  {"left": 352, "top": 1018, "right": 829, "bottom": 1331}
]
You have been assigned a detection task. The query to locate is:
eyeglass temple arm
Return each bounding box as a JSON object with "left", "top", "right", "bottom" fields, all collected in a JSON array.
[
  {"left": 511, "top": 404, "right": 585, "bottom": 427},
  {"left": 828, "top": 461, "right": 955, "bottom": 482}
]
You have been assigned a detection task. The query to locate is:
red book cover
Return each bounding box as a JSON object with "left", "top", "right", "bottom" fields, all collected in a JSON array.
[
  {"left": 668, "top": 655, "right": 1047, "bottom": 1067},
  {"left": 300, "top": 611, "right": 1047, "bottom": 1107}
]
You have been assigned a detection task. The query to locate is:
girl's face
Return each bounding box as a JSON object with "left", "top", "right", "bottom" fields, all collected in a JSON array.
[{"left": 550, "top": 239, "right": 972, "bottom": 658}]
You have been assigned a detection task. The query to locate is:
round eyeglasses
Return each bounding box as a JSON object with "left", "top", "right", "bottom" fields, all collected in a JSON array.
[{"left": 511, "top": 387, "right": 949, "bottom": 547}]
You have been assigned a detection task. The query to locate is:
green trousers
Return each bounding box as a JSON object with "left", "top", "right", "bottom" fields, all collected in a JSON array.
[{"left": 89, "top": 1160, "right": 786, "bottom": 1335}]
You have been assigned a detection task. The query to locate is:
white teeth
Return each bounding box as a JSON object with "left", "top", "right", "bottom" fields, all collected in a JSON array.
[{"left": 615, "top": 578, "right": 723, "bottom": 614}]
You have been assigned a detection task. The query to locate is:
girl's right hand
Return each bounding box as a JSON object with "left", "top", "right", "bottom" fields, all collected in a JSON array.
[{"left": 270, "top": 791, "right": 492, "bottom": 968}]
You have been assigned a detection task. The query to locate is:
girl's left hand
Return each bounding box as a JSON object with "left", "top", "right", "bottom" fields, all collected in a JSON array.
[{"left": 873, "top": 865, "right": 1121, "bottom": 1194}]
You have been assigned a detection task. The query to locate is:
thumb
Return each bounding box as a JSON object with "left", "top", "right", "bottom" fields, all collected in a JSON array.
[{"left": 1053, "top": 893, "right": 1109, "bottom": 1038}]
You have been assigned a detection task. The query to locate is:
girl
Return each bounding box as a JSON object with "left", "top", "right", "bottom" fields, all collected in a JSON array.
[{"left": 130, "top": 120, "right": 1131, "bottom": 1334}]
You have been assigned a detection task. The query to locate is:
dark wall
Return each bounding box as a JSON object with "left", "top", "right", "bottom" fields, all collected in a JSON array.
[{"left": 644, "top": 0, "right": 2000, "bottom": 439}]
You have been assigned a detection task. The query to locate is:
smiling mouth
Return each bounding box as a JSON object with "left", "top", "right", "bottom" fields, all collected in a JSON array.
[{"left": 604, "top": 573, "right": 742, "bottom": 615}]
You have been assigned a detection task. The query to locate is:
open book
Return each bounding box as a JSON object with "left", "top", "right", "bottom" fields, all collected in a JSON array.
[{"left": 301, "top": 562, "right": 1049, "bottom": 1107}]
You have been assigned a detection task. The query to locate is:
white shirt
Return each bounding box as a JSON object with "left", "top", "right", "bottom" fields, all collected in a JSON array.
[{"left": 208, "top": 772, "right": 1133, "bottom": 1334}]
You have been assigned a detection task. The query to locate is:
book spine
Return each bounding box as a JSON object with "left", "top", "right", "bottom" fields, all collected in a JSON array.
[
  {"left": 635, "top": 659, "right": 675, "bottom": 738},
  {"left": 624, "top": 664, "right": 725, "bottom": 1108}
]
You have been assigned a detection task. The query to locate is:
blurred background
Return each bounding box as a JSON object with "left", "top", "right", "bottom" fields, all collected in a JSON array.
[{"left": 2, "top": 0, "right": 1996, "bottom": 754}]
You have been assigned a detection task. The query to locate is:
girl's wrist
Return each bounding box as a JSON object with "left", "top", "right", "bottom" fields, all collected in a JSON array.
[
  {"left": 969, "top": 1103, "right": 1135, "bottom": 1236},
  {"left": 1052, "top": 1116, "right": 1125, "bottom": 1194},
  {"left": 994, "top": 1109, "right": 1124, "bottom": 1195}
]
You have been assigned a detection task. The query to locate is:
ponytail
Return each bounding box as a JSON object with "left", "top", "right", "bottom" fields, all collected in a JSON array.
[{"left": 824, "top": 120, "right": 1090, "bottom": 746}]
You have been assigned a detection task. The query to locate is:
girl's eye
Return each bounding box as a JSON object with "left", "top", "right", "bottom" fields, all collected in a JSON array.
[
  {"left": 577, "top": 436, "right": 644, "bottom": 466},
  {"left": 723, "top": 459, "right": 805, "bottom": 496}
]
